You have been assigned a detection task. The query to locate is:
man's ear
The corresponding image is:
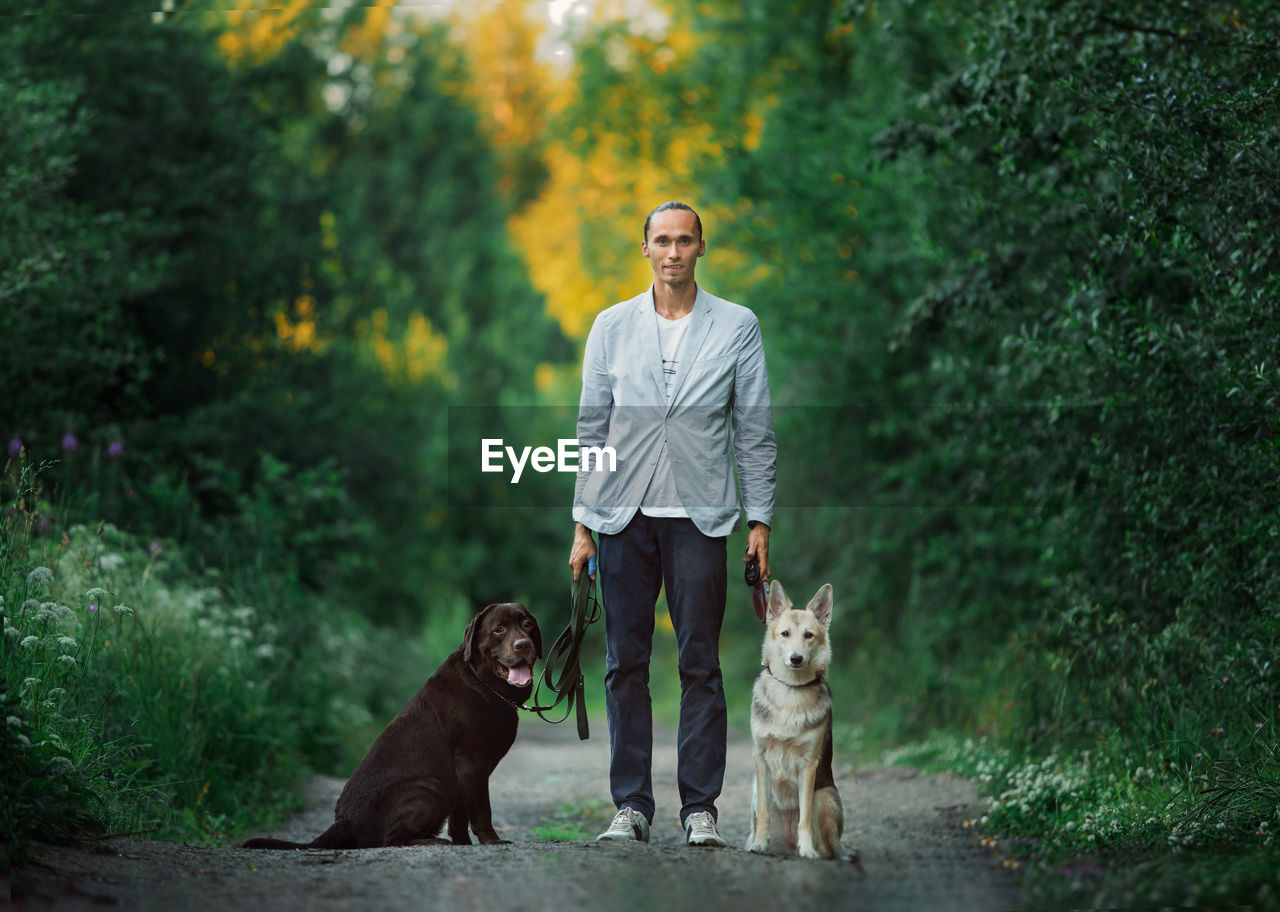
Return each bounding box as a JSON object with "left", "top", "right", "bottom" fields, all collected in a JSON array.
[{"left": 461, "top": 605, "right": 494, "bottom": 663}]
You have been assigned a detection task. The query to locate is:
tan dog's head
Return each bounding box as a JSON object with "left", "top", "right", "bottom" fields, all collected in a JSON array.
[
  {"left": 462, "top": 602, "right": 542, "bottom": 693},
  {"left": 762, "top": 580, "right": 833, "bottom": 684}
]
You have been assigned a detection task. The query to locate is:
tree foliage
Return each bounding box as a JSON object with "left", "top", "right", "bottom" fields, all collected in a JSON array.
[{"left": 1, "top": 0, "right": 571, "bottom": 622}]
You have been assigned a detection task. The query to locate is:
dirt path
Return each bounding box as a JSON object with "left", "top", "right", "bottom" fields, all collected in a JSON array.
[{"left": 20, "top": 721, "right": 1021, "bottom": 911}]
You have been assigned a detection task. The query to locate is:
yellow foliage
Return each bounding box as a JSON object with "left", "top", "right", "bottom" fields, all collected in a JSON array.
[
  {"left": 340, "top": 1, "right": 400, "bottom": 61},
  {"left": 356, "top": 308, "right": 452, "bottom": 386},
  {"left": 444, "top": 1, "right": 555, "bottom": 200},
  {"left": 217, "top": 0, "right": 313, "bottom": 67},
  {"left": 274, "top": 294, "right": 327, "bottom": 354}
]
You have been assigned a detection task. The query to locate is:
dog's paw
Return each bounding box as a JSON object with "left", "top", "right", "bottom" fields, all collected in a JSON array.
[
  {"left": 745, "top": 838, "right": 768, "bottom": 854},
  {"left": 798, "top": 843, "right": 822, "bottom": 860}
]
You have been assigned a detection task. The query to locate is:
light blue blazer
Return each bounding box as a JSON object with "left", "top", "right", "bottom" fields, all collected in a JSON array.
[{"left": 572, "top": 285, "right": 777, "bottom": 538}]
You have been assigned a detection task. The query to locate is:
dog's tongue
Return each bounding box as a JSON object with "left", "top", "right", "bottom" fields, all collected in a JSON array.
[{"left": 507, "top": 664, "right": 532, "bottom": 687}]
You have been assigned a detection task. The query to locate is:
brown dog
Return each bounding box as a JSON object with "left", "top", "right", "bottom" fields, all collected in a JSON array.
[{"left": 242, "top": 602, "right": 541, "bottom": 849}]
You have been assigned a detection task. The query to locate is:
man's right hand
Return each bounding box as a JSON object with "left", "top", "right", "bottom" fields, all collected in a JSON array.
[{"left": 569, "top": 523, "right": 597, "bottom": 582}]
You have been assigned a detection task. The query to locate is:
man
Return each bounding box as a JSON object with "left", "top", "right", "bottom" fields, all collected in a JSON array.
[{"left": 568, "top": 201, "right": 777, "bottom": 847}]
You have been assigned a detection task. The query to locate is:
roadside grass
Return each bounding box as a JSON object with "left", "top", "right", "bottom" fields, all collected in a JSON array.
[
  {"left": 885, "top": 730, "right": 1280, "bottom": 908},
  {"left": 1, "top": 457, "right": 445, "bottom": 877},
  {"left": 530, "top": 799, "right": 614, "bottom": 842}
]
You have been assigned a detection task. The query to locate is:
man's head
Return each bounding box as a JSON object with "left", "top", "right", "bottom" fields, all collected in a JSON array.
[{"left": 642, "top": 201, "right": 705, "bottom": 291}]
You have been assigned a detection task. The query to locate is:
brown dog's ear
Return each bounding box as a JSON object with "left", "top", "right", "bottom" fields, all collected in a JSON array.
[
  {"left": 807, "top": 584, "right": 833, "bottom": 628},
  {"left": 526, "top": 609, "right": 543, "bottom": 660},
  {"left": 462, "top": 605, "right": 494, "bottom": 662},
  {"left": 766, "top": 579, "right": 791, "bottom": 622}
]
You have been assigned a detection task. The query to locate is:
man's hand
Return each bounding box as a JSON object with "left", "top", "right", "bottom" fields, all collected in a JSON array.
[
  {"left": 744, "top": 522, "right": 771, "bottom": 581},
  {"left": 569, "top": 522, "right": 598, "bottom": 582}
]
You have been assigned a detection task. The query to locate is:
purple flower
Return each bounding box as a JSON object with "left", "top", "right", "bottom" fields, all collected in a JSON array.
[
  {"left": 148, "top": 540, "right": 162, "bottom": 556},
  {"left": 6, "top": 438, "right": 21, "bottom": 458},
  {"left": 89, "top": 604, "right": 99, "bottom": 612},
  {"left": 108, "top": 441, "right": 124, "bottom": 459},
  {"left": 1222, "top": 676, "right": 1230, "bottom": 684},
  {"left": 61, "top": 433, "right": 78, "bottom": 453}
]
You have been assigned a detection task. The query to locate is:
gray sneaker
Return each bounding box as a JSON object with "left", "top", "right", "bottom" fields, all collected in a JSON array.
[
  {"left": 597, "top": 807, "right": 650, "bottom": 842},
  {"left": 684, "top": 811, "right": 728, "bottom": 847}
]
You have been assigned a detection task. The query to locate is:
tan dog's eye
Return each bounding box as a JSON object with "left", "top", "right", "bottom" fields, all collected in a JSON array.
[
  {"left": 804, "top": 631, "right": 814, "bottom": 640},
  {"left": 780, "top": 630, "right": 790, "bottom": 639}
]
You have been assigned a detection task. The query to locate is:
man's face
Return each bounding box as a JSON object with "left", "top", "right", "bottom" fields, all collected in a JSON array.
[{"left": 643, "top": 208, "right": 705, "bottom": 290}]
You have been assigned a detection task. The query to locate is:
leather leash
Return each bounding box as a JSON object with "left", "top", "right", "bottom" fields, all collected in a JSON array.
[
  {"left": 508, "top": 555, "right": 600, "bottom": 739},
  {"left": 746, "top": 553, "right": 769, "bottom": 624}
]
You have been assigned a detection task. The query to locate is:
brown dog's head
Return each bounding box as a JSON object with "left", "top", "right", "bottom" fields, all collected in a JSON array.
[{"left": 462, "top": 602, "right": 542, "bottom": 693}]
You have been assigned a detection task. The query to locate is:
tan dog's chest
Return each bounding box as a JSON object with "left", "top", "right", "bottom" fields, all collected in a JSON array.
[{"left": 751, "top": 674, "right": 832, "bottom": 808}]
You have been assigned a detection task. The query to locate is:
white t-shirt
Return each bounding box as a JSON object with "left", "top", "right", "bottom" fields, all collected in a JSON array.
[{"left": 640, "top": 310, "right": 692, "bottom": 518}]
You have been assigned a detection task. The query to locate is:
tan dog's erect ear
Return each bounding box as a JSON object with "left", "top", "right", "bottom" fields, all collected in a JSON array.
[
  {"left": 766, "top": 579, "right": 792, "bottom": 622},
  {"left": 806, "top": 584, "right": 834, "bottom": 628},
  {"left": 461, "top": 605, "right": 494, "bottom": 662}
]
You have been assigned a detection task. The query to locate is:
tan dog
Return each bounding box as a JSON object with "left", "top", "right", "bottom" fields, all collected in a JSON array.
[
  {"left": 744, "top": 580, "right": 850, "bottom": 860},
  {"left": 242, "top": 603, "right": 541, "bottom": 849}
]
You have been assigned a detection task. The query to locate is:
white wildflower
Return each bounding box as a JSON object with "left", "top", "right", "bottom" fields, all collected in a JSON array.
[
  {"left": 19, "top": 635, "right": 40, "bottom": 649},
  {"left": 57, "top": 636, "right": 77, "bottom": 652},
  {"left": 22, "top": 599, "right": 39, "bottom": 613},
  {"left": 56, "top": 655, "right": 77, "bottom": 668},
  {"left": 48, "top": 756, "right": 75, "bottom": 774},
  {"left": 4, "top": 627, "right": 18, "bottom": 642},
  {"left": 255, "top": 643, "right": 275, "bottom": 660},
  {"left": 15, "top": 734, "right": 30, "bottom": 747},
  {"left": 85, "top": 587, "right": 110, "bottom": 601},
  {"left": 233, "top": 605, "right": 256, "bottom": 622},
  {"left": 113, "top": 605, "right": 134, "bottom": 618},
  {"left": 98, "top": 553, "right": 126, "bottom": 572},
  {"left": 6, "top": 715, "right": 22, "bottom": 728},
  {"left": 27, "top": 567, "right": 54, "bottom": 587}
]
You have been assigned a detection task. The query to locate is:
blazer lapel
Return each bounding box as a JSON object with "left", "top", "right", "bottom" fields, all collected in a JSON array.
[
  {"left": 635, "top": 291, "right": 666, "bottom": 403},
  {"left": 664, "top": 285, "right": 713, "bottom": 413}
]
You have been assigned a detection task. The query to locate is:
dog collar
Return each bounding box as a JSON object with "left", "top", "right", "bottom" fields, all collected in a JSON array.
[{"left": 763, "top": 665, "right": 825, "bottom": 688}]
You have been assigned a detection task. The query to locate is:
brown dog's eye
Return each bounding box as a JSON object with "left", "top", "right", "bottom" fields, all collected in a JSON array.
[
  {"left": 522, "top": 619, "right": 533, "bottom": 629},
  {"left": 493, "top": 625, "right": 505, "bottom": 635}
]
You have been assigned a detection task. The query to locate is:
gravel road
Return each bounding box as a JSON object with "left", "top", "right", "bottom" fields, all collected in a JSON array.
[{"left": 20, "top": 719, "right": 1022, "bottom": 911}]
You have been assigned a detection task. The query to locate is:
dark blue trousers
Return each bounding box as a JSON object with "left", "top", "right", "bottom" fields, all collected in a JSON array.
[{"left": 597, "top": 514, "right": 728, "bottom": 826}]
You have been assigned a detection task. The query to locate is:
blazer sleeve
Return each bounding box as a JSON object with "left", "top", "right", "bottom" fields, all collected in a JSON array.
[
  {"left": 731, "top": 313, "right": 777, "bottom": 528},
  {"left": 573, "top": 317, "right": 613, "bottom": 519}
]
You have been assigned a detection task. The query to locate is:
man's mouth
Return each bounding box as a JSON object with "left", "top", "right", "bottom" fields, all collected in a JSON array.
[{"left": 498, "top": 661, "right": 533, "bottom": 687}]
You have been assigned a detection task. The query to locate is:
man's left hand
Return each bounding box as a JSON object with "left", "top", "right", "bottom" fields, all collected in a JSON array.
[{"left": 745, "top": 522, "right": 771, "bottom": 581}]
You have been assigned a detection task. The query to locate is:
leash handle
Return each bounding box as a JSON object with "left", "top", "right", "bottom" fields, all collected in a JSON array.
[
  {"left": 525, "top": 570, "right": 600, "bottom": 738},
  {"left": 745, "top": 551, "right": 768, "bottom": 624}
]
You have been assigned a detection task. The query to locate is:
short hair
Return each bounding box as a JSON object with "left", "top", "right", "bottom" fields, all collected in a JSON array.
[{"left": 643, "top": 201, "right": 703, "bottom": 242}]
